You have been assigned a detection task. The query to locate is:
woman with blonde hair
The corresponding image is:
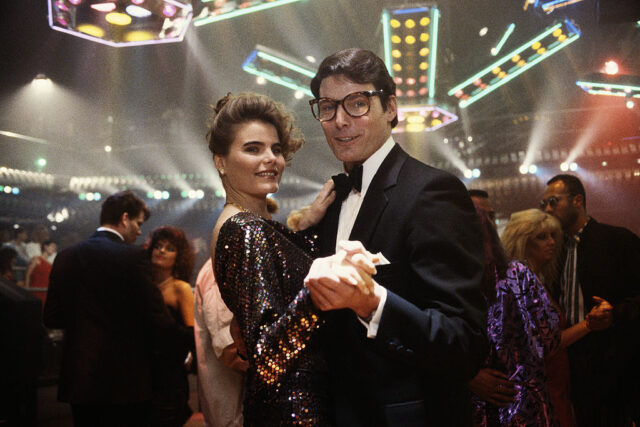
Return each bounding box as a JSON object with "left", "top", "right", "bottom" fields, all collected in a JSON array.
[{"left": 501, "top": 209, "right": 612, "bottom": 427}]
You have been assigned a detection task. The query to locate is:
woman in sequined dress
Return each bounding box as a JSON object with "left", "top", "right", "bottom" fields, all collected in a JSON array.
[
  {"left": 501, "top": 209, "right": 612, "bottom": 427},
  {"left": 468, "top": 208, "right": 562, "bottom": 426},
  {"left": 206, "top": 93, "right": 374, "bottom": 426},
  {"left": 146, "top": 226, "right": 195, "bottom": 427}
]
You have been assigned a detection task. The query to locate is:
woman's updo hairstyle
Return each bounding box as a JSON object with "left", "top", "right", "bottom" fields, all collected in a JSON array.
[{"left": 206, "top": 92, "right": 304, "bottom": 163}]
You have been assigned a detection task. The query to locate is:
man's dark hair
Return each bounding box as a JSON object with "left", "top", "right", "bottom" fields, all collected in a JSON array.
[
  {"left": 547, "top": 174, "right": 587, "bottom": 209},
  {"left": 311, "top": 48, "right": 398, "bottom": 128},
  {"left": 13, "top": 227, "right": 27, "bottom": 239},
  {"left": 99, "top": 190, "right": 150, "bottom": 226},
  {"left": 468, "top": 189, "right": 489, "bottom": 199}
]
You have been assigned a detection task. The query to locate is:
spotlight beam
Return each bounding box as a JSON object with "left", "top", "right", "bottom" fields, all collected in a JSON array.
[{"left": 0, "top": 130, "right": 51, "bottom": 145}]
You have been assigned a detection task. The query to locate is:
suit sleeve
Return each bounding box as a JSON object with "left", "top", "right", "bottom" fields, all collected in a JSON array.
[
  {"left": 611, "top": 227, "right": 640, "bottom": 324},
  {"left": 43, "top": 249, "right": 72, "bottom": 329},
  {"left": 375, "top": 173, "right": 487, "bottom": 381},
  {"left": 215, "top": 219, "right": 321, "bottom": 386}
]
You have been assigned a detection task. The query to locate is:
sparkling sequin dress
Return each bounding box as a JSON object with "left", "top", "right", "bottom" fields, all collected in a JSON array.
[
  {"left": 473, "top": 261, "right": 561, "bottom": 426},
  {"left": 215, "top": 212, "right": 331, "bottom": 426}
]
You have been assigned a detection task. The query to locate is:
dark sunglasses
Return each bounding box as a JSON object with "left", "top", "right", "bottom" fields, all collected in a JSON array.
[{"left": 539, "top": 194, "right": 572, "bottom": 209}]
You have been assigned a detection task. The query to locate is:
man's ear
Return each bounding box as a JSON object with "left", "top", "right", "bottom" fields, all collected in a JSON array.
[
  {"left": 119, "top": 212, "right": 130, "bottom": 228},
  {"left": 572, "top": 194, "right": 585, "bottom": 209},
  {"left": 385, "top": 95, "right": 398, "bottom": 124}
]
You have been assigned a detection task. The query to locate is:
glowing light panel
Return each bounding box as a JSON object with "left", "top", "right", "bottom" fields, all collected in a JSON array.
[
  {"left": 448, "top": 20, "right": 581, "bottom": 108},
  {"left": 394, "top": 104, "right": 459, "bottom": 133},
  {"left": 382, "top": 4, "right": 440, "bottom": 102}
]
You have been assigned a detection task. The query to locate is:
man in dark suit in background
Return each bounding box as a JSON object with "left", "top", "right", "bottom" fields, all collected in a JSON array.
[
  {"left": 541, "top": 174, "right": 640, "bottom": 426},
  {"left": 44, "top": 190, "right": 174, "bottom": 426},
  {"left": 305, "top": 48, "right": 487, "bottom": 426}
]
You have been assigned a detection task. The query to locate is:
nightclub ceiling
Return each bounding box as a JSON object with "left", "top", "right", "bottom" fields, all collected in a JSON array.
[{"left": 1, "top": 0, "right": 639, "bottom": 229}]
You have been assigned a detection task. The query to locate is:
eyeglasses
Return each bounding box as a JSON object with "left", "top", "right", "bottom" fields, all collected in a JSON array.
[
  {"left": 309, "top": 90, "right": 384, "bottom": 122},
  {"left": 539, "top": 194, "right": 572, "bottom": 209}
]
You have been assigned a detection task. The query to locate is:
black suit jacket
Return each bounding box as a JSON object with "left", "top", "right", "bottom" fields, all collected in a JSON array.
[
  {"left": 568, "top": 219, "right": 640, "bottom": 403},
  {"left": 44, "top": 230, "right": 175, "bottom": 404},
  {"left": 317, "top": 144, "right": 487, "bottom": 426}
]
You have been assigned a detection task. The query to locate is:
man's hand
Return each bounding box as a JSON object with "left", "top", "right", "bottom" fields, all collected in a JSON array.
[
  {"left": 305, "top": 240, "right": 380, "bottom": 318},
  {"left": 586, "top": 296, "right": 614, "bottom": 330},
  {"left": 468, "top": 368, "right": 517, "bottom": 407}
]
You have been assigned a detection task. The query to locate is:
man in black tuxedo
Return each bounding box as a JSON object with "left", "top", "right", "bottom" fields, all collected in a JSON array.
[
  {"left": 541, "top": 174, "right": 640, "bottom": 426},
  {"left": 305, "top": 48, "right": 487, "bottom": 426},
  {"left": 44, "top": 190, "right": 174, "bottom": 426}
]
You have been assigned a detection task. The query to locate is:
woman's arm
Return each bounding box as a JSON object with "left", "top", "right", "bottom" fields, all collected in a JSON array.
[
  {"left": 175, "top": 280, "right": 195, "bottom": 327},
  {"left": 560, "top": 320, "right": 590, "bottom": 349}
]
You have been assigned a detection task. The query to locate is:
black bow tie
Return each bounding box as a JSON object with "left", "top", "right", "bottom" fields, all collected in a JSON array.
[{"left": 332, "top": 165, "right": 363, "bottom": 201}]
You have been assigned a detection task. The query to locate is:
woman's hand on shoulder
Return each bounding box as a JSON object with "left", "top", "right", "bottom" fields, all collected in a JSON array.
[{"left": 293, "top": 179, "right": 336, "bottom": 231}]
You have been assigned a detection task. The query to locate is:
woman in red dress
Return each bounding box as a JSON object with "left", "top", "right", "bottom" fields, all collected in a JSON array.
[{"left": 25, "top": 240, "right": 57, "bottom": 306}]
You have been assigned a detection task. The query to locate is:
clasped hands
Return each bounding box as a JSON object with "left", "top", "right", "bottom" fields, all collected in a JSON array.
[
  {"left": 305, "top": 240, "right": 381, "bottom": 318},
  {"left": 585, "top": 295, "right": 614, "bottom": 331}
]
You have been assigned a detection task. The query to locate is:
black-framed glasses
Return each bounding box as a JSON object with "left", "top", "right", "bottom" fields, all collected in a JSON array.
[
  {"left": 539, "top": 194, "right": 572, "bottom": 210},
  {"left": 309, "top": 90, "right": 384, "bottom": 122}
]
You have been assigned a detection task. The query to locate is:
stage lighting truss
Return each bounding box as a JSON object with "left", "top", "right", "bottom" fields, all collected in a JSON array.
[
  {"left": 382, "top": 4, "right": 440, "bottom": 103},
  {"left": 193, "top": 0, "right": 304, "bottom": 27},
  {"left": 242, "top": 45, "right": 315, "bottom": 97},
  {"left": 48, "top": 0, "right": 193, "bottom": 47},
  {"left": 448, "top": 19, "right": 581, "bottom": 109},
  {"left": 394, "top": 104, "right": 458, "bottom": 134},
  {"left": 576, "top": 73, "right": 640, "bottom": 100}
]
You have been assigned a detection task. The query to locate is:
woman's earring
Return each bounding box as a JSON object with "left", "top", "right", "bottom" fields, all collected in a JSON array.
[{"left": 219, "top": 169, "right": 225, "bottom": 176}]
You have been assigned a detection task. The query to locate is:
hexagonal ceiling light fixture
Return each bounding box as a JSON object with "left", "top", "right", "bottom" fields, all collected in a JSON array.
[{"left": 48, "top": 0, "right": 192, "bottom": 47}]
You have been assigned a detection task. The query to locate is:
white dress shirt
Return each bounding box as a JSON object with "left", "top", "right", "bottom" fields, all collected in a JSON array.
[
  {"left": 336, "top": 136, "right": 395, "bottom": 338},
  {"left": 96, "top": 226, "right": 124, "bottom": 241}
]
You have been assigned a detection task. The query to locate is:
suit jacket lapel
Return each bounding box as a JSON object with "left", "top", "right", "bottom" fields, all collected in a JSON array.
[
  {"left": 349, "top": 144, "right": 407, "bottom": 248},
  {"left": 320, "top": 198, "right": 341, "bottom": 256}
]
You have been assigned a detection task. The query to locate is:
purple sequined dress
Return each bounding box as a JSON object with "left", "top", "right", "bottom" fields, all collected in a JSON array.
[
  {"left": 473, "top": 261, "right": 561, "bottom": 426},
  {"left": 215, "top": 212, "right": 331, "bottom": 426}
]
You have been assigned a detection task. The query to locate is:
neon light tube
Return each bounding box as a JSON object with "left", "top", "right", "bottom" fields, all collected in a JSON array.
[
  {"left": 194, "top": 0, "right": 303, "bottom": 26},
  {"left": 242, "top": 46, "right": 315, "bottom": 97},
  {"left": 428, "top": 7, "right": 440, "bottom": 100},
  {"left": 491, "top": 23, "right": 515, "bottom": 56},
  {"left": 541, "top": 0, "right": 585, "bottom": 13},
  {"left": 382, "top": 9, "right": 392, "bottom": 75}
]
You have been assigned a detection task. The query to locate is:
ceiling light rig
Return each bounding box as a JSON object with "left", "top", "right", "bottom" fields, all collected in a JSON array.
[
  {"left": 382, "top": 4, "right": 457, "bottom": 133},
  {"left": 448, "top": 19, "right": 581, "bottom": 108},
  {"left": 48, "top": 0, "right": 193, "bottom": 47},
  {"left": 576, "top": 72, "right": 640, "bottom": 105},
  {"left": 193, "top": 0, "right": 305, "bottom": 27},
  {"left": 242, "top": 45, "right": 315, "bottom": 97}
]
